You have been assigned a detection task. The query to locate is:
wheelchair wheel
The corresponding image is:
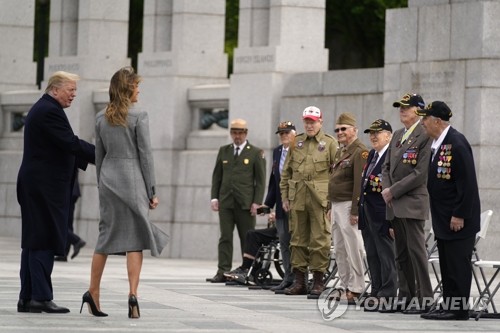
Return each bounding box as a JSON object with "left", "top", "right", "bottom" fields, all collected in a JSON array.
[
  {"left": 273, "top": 247, "right": 285, "bottom": 279},
  {"left": 255, "top": 269, "right": 273, "bottom": 286}
]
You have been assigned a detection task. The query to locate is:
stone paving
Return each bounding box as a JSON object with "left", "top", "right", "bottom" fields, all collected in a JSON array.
[{"left": 0, "top": 236, "right": 498, "bottom": 333}]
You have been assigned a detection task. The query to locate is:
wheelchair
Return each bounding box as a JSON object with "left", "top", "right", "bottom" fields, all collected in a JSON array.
[{"left": 246, "top": 239, "right": 284, "bottom": 286}]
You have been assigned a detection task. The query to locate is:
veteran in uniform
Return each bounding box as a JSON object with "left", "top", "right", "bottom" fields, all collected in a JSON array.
[
  {"left": 209, "top": 119, "right": 266, "bottom": 283},
  {"left": 327, "top": 112, "right": 369, "bottom": 302},
  {"left": 358, "top": 119, "right": 398, "bottom": 308},
  {"left": 418, "top": 102, "right": 480, "bottom": 321},
  {"left": 381, "top": 93, "right": 433, "bottom": 313},
  {"left": 280, "top": 106, "right": 338, "bottom": 296}
]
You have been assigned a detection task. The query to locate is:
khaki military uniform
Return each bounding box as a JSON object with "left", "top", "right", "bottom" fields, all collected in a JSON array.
[{"left": 280, "top": 130, "right": 338, "bottom": 273}]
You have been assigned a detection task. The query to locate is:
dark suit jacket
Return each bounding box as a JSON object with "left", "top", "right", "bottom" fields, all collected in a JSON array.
[
  {"left": 381, "top": 123, "right": 431, "bottom": 220},
  {"left": 358, "top": 149, "right": 390, "bottom": 236},
  {"left": 16, "top": 94, "right": 95, "bottom": 255},
  {"left": 211, "top": 141, "right": 266, "bottom": 209},
  {"left": 427, "top": 127, "right": 480, "bottom": 240},
  {"left": 264, "top": 145, "right": 286, "bottom": 219}
]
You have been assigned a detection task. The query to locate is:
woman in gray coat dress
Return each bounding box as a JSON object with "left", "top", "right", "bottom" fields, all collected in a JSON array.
[{"left": 81, "top": 67, "right": 169, "bottom": 318}]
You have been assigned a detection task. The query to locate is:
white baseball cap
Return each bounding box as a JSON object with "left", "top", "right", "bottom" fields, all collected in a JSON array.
[{"left": 302, "top": 106, "right": 322, "bottom": 121}]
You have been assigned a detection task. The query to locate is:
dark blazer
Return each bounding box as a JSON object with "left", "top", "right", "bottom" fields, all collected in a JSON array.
[
  {"left": 381, "top": 124, "right": 431, "bottom": 220},
  {"left": 264, "top": 145, "right": 286, "bottom": 219},
  {"left": 358, "top": 149, "right": 390, "bottom": 236},
  {"left": 16, "top": 94, "right": 95, "bottom": 255},
  {"left": 427, "top": 127, "right": 480, "bottom": 240},
  {"left": 211, "top": 141, "right": 266, "bottom": 209}
]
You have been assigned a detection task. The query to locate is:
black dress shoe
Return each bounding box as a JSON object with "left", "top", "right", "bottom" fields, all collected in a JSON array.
[
  {"left": 270, "top": 280, "right": 293, "bottom": 292},
  {"left": 71, "top": 239, "right": 86, "bottom": 259},
  {"left": 29, "top": 300, "right": 70, "bottom": 313},
  {"left": 209, "top": 273, "right": 227, "bottom": 283},
  {"left": 421, "top": 310, "right": 469, "bottom": 321},
  {"left": 17, "top": 299, "right": 30, "bottom": 313},
  {"left": 54, "top": 256, "right": 68, "bottom": 262}
]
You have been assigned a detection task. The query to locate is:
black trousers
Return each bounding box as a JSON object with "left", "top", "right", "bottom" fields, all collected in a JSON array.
[
  {"left": 361, "top": 205, "right": 397, "bottom": 298},
  {"left": 244, "top": 226, "right": 277, "bottom": 257},
  {"left": 64, "top": 197, "right": 81, "bottom": 256},
  {"left": 19, "top": 249, "right": 54, "bottom": 301},
  {"left": 437, "top": 235, "right": 475, "bottom": 316}
]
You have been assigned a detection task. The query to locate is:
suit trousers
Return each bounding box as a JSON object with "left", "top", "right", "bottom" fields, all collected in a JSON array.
[
  {"left": 392, "top": 217, "right": 433, "bottom": 303},
  {"left": 244, "top": 226, "right": 277, "bottom": 256},
  {"left": 276, "top": 214, "right": 294, "bottom": 283},
  {"left": 217, "top": 207, "right": 256, "bottom": 273},
  {"left": 331, "top": 201, "right": 365, "bottom": 293},
  {"left": 19, "top": 249, "right": 54, "bottom": 301},
  {"left": 437, "top": 235, "right": 475, "bottom": 316},
  {"left": 289, "top": 193, "right": 331, "bottom": 273},
  {"left": 64, "top": 197, "right": 82, "bottom": 255},
  {"left": 361, "top": 205, "right": 397, "bottom": 298}
]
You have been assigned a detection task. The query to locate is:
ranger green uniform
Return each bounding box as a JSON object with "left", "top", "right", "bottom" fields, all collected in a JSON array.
[
  {"left": 280, "top": 130, "right": 338, "bottom": 273},
  {"left": 211, "top": 142, "right": 266, "bottom": 275}
]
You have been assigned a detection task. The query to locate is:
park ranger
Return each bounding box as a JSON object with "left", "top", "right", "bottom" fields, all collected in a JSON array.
[
  {"left": 209, "top": 118, "right": 266, "bottom": 283},
  {"left": 280, "top": 106, "right": 338, "bottom": 296}
]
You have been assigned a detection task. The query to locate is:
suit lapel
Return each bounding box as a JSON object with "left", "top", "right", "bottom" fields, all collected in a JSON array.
[{"left": 392, "top": 125, "right": 423, "bottom": 172}]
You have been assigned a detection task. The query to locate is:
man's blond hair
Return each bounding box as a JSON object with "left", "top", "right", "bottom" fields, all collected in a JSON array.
[{"left": 45, "top": 71, "right": 80, "bottom": 93}]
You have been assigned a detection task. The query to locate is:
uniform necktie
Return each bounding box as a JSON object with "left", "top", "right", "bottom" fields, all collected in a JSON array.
[
  {"left": 234, "top": 146, "right": 240, "bottom": 159},
  {"left": 279, "top": 148, "right": 288, "bottom": 174},
  {"left": 363, "top": 152, "right": 378, "bottom": 187}
]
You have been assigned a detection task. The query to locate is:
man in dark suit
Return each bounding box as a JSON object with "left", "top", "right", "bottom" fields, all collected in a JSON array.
[
  {"left": 16, "top": 71, "right": 95, "bottom": 313},
  {"left": 359, "top": 119, "right": 397, "bottom": 310},
  {"left": 381, "top": 93, "right": 433, "bottom": 313},
  {"left": 417, "top": 101, "right": 480, "bottom": 321},
  {"left": 261, "top": 121, "right": 296, "bottom": 291},
  {"left": 209, "top": 119, "right": 266, "bottom": 283}
]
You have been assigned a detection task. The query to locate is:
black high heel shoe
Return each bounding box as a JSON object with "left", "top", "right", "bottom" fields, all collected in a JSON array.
[
  {"left": 128, "top": 295, "right": 140, "bottom": 319},
  {"left": 80, "top": 291, "right": 108, "bottom": 317}
]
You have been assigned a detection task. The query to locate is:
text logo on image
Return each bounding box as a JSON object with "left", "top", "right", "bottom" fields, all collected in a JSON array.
[{"left": 317, "top": 288, "right": 348, "bottom": 321}]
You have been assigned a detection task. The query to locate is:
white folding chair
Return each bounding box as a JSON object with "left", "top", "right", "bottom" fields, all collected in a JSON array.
[
  {"left": 426, "top": 227, "right": 442, "bottom": 295},
  {"left": 471, "top": 210, "right": 494, "bottom": 297},
  {"left": 428, "top": 210, "right": 493, "bottom": 300},
  {"left": 472, "top": 260, "right": 500, "bottom": 320}
]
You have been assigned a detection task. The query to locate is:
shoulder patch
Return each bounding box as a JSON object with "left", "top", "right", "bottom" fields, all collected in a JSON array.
[{"left": 361, "top": 151, "right": 369, "bottom": 160}]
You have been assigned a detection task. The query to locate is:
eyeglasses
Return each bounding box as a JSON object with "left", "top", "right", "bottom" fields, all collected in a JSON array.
[{"left": 334, "top": 126, "right": 352, "bottom": 133}]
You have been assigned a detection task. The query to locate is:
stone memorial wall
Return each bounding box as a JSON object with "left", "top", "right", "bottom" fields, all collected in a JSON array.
[{"left": 0, "top": 0, "right": 498, "bottom": 260}]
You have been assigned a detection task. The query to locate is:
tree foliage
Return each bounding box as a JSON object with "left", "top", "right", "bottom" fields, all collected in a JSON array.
[
  {"left": 34, "top": 0, "right": 408, "bottom": 80},
  {"left": 325, "top": 0, "right": 407, "bottom": 69}
]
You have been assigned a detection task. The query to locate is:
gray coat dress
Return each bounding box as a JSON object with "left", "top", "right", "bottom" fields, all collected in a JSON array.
[{"left": 95, "top": 108, "right": 168, "bottom": 257}]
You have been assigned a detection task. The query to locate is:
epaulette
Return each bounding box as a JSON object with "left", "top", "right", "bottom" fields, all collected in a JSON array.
[{"left": 324, "top": 133, "right": 336, "bottom": 140}]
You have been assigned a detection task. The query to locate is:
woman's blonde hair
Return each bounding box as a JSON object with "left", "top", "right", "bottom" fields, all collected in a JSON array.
[{"left": 105, "top": 66, "right": 141, "bottom": 126}]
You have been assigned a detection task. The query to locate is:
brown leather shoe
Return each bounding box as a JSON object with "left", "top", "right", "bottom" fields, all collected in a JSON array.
[
  {"left": 309, "top": 271, "right": 325, "bottom": 296},
  {"left": 284, "top": 269, "right": 307, "bottom": 295},
  {"left": 346, "top": 291, "right": 361, "bottom": 304}
]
